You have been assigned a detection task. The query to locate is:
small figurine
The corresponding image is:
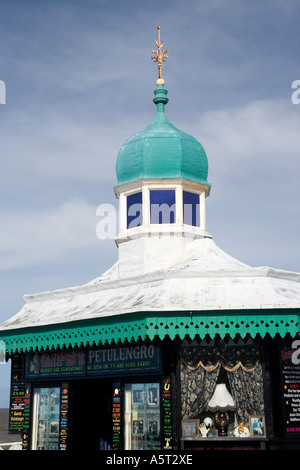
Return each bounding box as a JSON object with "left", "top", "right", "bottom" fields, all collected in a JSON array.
[
  {"left": 199, "top": 422, "right": 209, "bottom": 437},
  {"left": 199, "top": 417, "right": 213, "bottom": 437},
  {"left": 233, "top": 421, "right": 250, "bottom": 437},
  {"left": 203, "top": 417, "right": 213, "bottom": 428}
]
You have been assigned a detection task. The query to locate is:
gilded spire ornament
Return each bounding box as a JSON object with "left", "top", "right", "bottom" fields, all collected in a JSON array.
[{"left": 151, "top": 26, "right": 168, "bottom": 85}]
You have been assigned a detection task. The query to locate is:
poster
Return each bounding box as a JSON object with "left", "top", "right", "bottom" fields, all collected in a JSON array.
[
  {"left": 279, "top": 339, "right": 300, "bottom": 435},
  {"left": 9, "top": 354, "right": 25, "bottom": 433},
  {"left": 162, "top": 377, "right": 173, "bottom": 449}
]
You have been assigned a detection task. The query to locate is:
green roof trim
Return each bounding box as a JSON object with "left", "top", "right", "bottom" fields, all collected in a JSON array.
[{"left": 1, "top": 310, "right": 299, "bottom": 354}]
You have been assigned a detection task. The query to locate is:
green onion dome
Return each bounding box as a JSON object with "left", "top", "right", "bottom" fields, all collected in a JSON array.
[{"left": 116, "top": 85, "right": 210, "bottom": 187}]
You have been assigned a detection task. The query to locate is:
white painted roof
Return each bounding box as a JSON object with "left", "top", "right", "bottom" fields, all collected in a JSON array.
[{"left": 0, "top": 238, "right": 299, "bottom": 331}]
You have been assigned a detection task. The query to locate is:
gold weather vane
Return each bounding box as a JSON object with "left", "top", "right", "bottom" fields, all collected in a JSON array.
[{"left": 151, "top": 26, "right": 168, "bottom": 85}]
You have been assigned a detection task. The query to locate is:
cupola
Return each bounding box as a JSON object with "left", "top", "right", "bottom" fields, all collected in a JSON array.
[{"left": 114, "top": 27, "right": 212, "bottom": 276}]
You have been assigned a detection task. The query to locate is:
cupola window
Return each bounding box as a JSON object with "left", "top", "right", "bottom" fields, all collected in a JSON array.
[
  {"left": 183, "top": 191, "right": 200, "bottom": 227},
  {"left": 150, "top": 190, "right": 176, "bottom": 224},
  {"left": 127, "top": 192, "right": 142, "bottom": 229}
]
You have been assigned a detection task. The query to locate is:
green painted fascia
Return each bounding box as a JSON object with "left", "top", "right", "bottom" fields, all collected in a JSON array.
[
  {"left": 0, "top": 310, "right": 299, "bottom": 354},
  {"left": 0, "top": 314, "right": 148, "bottom": 354},
  {"left": 145, "top": 311, "right": 300, "bottom": 341}
]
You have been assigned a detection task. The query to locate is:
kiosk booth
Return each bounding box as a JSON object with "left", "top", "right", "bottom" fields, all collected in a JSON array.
[{"left": 1, "top": 28, "right": 299, "bottom": 451}]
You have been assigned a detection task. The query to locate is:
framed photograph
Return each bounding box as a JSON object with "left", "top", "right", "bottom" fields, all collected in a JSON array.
[
  {"left": 249, "top": 415, "right": 266, "bottom": 437},
  {"left": 50, "top": 421, "right": 59, "bottom": 435},
  {"left": 148, "top": 419, "right": 158, "bottom": 436},
  {"left": 132, "top": 420, "right": 144, "bottom": 435},
  {"left": 132, "top": 384, "right": 144, "bottom": 405},
  {"left": 181, "top": 419, "right": 199, "bottom": 438},
  {"left": 147, "top": 384, "right": 159, "bottom": 406}
]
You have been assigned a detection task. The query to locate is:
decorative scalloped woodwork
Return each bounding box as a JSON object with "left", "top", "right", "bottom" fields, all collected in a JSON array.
[{"left": 1, "top": 312, "right": 299, "bottom": 353}]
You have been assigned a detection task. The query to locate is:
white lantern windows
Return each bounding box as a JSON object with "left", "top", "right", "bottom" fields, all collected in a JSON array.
[{"left": 124, "top": 186, "right": 205, "bottom": 231}]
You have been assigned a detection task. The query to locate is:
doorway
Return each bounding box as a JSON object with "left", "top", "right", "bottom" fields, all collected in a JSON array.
[
  {"left": 69, "top": 379, "right": 112, "bottom": 451},
  {"left": 124, "top": 382, "right": 161, "bottom": 450}
]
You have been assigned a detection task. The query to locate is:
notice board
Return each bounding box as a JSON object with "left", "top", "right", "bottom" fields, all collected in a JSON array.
[{"left": 279, "top": 339, "right": 300, "bottom": 435}]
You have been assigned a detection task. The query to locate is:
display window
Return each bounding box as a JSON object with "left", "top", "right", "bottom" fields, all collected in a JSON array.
[
  {"left": 31, "top": 387, "right": 60, "bottom": 450},
  {"left": 124, "top": 382, "right": 161, "bottom": 450},
  {"left": 180, "top": 339, "right": 265, "bottom": 440}
]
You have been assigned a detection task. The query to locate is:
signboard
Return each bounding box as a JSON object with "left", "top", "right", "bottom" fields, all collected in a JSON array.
[
  {"left": 59, "top": 383, "right": 69, "bottom": 450},
  {"left": 162, "top": 377, "right": 173, "bottom": 449},
  {"left": 25, "top": 351, "right": 86, "bottom": 378},
  {"left": 10, "top": 382, "right": 25, "bottom": 432},
  {"left": 9, "top": 354, "right": 25, "bottom": 433},
  {"left": 24, "top": 344, "right": 161, "bottom": 379},
  {"left": 22, "top": 384, "right": 31, "bottom": 450},
  {"left": 279, "top": 339, "right": 300, "bottom": 435},
  {"left": 87, "top": 344, "right": 161, "bottom": 376},
  {"left": 112, "top": 382, "right": 121, "bottom": 450}
]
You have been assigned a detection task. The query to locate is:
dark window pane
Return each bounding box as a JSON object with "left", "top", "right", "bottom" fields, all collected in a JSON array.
[
  {"left": 183, "top": 191, "right": 200, "bottom": 227},
  {"left": 127, "top": 192, "right": 142, "bottom": 229},
  {"left": 150, "top": 190, "right": 176, "bottom": 224}
]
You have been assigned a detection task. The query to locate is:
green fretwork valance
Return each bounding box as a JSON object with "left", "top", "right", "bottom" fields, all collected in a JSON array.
[{"left": 0, "top": 310, "right": 299, "bottom": 354}]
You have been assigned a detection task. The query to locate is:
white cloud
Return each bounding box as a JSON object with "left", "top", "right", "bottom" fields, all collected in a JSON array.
[
  {"left": 1, "top": 114, "right": 121, "bottom": 183},
  {"left": 187, "top": 99, "right": 300, "bottom": 271},
  {"left": 192, "top": 99, "right": 300, "bottom": 178},
  {"left": 0, "top": 198, "right": 102, "bottom": 270}
]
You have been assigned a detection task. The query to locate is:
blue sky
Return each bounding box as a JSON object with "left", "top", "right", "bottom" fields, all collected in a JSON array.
[{"left": 0, "top": 0, "right": 299, "bottom": 407}]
